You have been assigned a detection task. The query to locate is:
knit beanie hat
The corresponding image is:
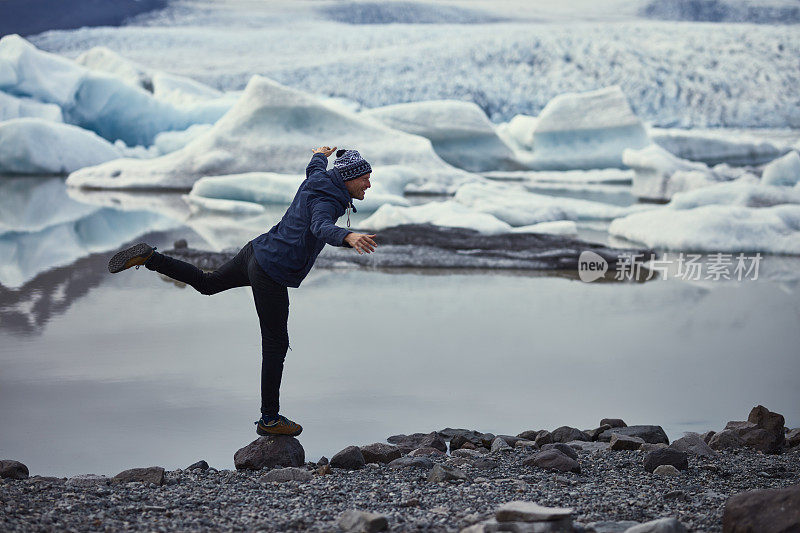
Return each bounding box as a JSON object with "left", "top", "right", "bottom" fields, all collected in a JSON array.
[{"left": 334, "top": 149, "right": 372, "bottom": 181}]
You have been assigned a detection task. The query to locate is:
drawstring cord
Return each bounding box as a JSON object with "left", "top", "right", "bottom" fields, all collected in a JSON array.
[{"left": 346, "top": 205, "right": 351, "bottom": 228}]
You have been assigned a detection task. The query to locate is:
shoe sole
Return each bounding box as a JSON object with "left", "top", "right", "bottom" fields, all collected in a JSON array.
[
  {"left": 108, "top": 243, "right": 153, "bottom": 273},
  {"left": 256, "top": 423, "right": 303, "bottom": 437}
]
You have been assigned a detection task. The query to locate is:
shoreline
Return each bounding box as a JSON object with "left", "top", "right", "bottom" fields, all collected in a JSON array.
[{"left": 3, "top": 407, "right": 799, "bottom": 532}]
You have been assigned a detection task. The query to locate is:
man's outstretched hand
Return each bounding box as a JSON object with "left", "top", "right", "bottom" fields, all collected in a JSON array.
[
  {"left": 312, "top": 146, "right": 337, "bottom": 157},
  {"left": 345, "top": 233, "right": 377, "bottom": 254}
]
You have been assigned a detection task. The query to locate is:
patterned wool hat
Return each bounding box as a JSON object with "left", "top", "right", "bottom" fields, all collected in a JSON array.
[{"left": 334, "top": 149, "right": 372, "bottom": 181}]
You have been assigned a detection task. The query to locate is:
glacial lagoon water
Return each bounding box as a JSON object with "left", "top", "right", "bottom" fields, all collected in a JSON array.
[{"left": 1, "top": 183, "right": 799, "bottom": 476}]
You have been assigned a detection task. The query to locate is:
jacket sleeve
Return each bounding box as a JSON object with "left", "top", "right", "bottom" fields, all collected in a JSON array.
[
  {"left": 306, "top": 152, "right": 328, "bottom": 179},
  {"left": 310, "top": 199, "right": 351, "bottom": 247}
]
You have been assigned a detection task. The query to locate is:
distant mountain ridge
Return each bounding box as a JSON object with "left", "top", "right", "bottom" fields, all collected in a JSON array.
[{"left": 641, "top": 0, "right": 800, "bottom": 24}]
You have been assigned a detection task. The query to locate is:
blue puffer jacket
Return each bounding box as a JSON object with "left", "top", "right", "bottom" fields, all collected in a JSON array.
[{"left": 251, "top": 152, "right": 354, "bottom": 288}]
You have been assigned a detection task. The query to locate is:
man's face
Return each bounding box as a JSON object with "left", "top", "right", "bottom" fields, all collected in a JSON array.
[{"left": 345, "top": 173, "right": 371, "bottom": 200}]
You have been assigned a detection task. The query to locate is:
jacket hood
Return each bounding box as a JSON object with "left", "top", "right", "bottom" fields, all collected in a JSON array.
[{"left": 307, "top": 168, "right": 355, "bottom": 211}]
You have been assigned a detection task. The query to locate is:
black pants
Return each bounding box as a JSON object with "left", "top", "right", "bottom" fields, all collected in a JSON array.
[{"left": 146, "top": 242, "right": 289, "bottom": 418}]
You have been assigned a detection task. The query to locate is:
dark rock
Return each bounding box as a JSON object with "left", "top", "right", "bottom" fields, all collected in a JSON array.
[
  {"left": 583, "top": 520, "right": 640, "bottom": 533},
  {"left": 452, "top": 449, "right": 484, "bottom": 459},
  {"left": 516, "top": 430, "right": 540, "bottom": 441},
  {"left": 112, "top": 466, "right": 165, "bottom": 486},
  {"left": 669, "top": 432, "right": 718, "bottom": 457},
  {"left": 640, "top": 443, "right": 668, "bottom": 453},
  {"left": 643, "top": 449, "right": 688, "bottom": 473},
  {"left": 625, "top": 517, "right": 687, "bottom": 532},
  {"left": 609, "top": 434, "right": 645, "bottom": 451},
  {"left": 317, "top": 464, "right": 332, "bottom": 476},
  {"left": 702, "top": 431, "right": 716, "bottom": 444},
  {"left": 409, "top": 447, "right": 445, "bottom": 457},
  {"left": 535, "top": 431, "right": 554, "bottom": 446},
  {"left": 748, "top": 405, "right": 785, "bottom": 434},
  {"left": 723, "top": 483, "right": 800, "bottom": 533},
  {"left": 496, "top": 435, "right": 523, "bottom": 447},
  {"left": 585, "top": 424, "right": 613, "bottom": 441},
  {"left": 234, "top": 436, "right": 305, "bottom": 471},
  {"left": 173, "top": 238, "right": 188, "bottom": 249},
  {"left": 523, "top": 449, "right": 581, "bottom": 474},
  {"left": 724, "top": 421, "right": 782, "bottom": 454},
  {"left": 551, "top": 426, "right": 590, "bottom": 443},
  {"left": 359, "top": 443, "right": 401, "bottom": 464},
  {"left": 495, "top": 500, "right": 573, "bottom": 522},
  {"left": 600, "top": 418, "right": 627, "bottom": 428},
  {"left": 338, "top": 509, "right": 389, "bottom": 533},
  {"left": 664, "top": 490, "right": 689, "bottom": 502},
  {"left": 541, "top": 443, "right": 579, "bottom": 460},
  {"left": 0, "top": 460, "right": 29, "bottom": 480},
  {"left": 427, "top": 463, "right": 469, "bottom": 482},
  {"left": 449, "top": 432, "right": 482, "bottom": 451},
  {"left": 317, "top": 456, "right": 329, "bottom": 466},
  {"left": 186, "top": 460, "right": 209, "bottom": 471},
  {"left": 66, "top": 474, "right": 108, "bottom": 487},
  {"left": 260, "top": 467, "right": 312, "bottom": 483},
  {"left": 473, "top": 458, "right": 499, "bottom": 469},
  {"left": 598, "top": 425, "right": 669, "bottom": 445},
  {"left": 653, "top": 465, "right": 681, "bottom": 477},
  {"left": 387, "top": 456, "right": 433, "bottom": 469},
  {"left": 387, "top": 432, "right": 447, "bottom": 453},
  {"left": 330, "top": 446, "right": 365, "bottom": 470},
  {"left": 461, "top": 441, "right": 478, "bottom": 450},
  {"left": 787, "top": 428, "right": 800, "bottom": 448},
  {"left": 491, "top": 437, "right": 512, "bottom": 452},
  {"left": 709, "top": 429, "right": 745, "bottom": 450},
  {"left": 480, "top": 433, "right": 497, "bottom": 448}
]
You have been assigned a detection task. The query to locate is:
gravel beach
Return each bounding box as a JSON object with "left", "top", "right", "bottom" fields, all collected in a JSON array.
[{"left": 2, "top": 411, "right": 799, "bottom": 532}]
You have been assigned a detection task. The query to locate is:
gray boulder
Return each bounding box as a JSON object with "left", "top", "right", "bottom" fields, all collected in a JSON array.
[
  {"left": 701, "top": 431, "right": 715, "bottom": 444},
  {"left": 260, "top": 467, "right": 312, "bottom": 483},
  {"left": 387, "top": 456, "right": 433, "bottom": 469},
  {"left": 491, "top": 437, "right": 512, "bottom": 452},
  {"left": 330, "top": 446, "right": 365, "bottom": 470},
  {"left": 473, "top": 458, "right": 499, "bottom": 470},
  {"left": 234, "top": 435, "right": 305, "bottom": 471},
  {"left": 523, "top": 449, "right": 581, "bottom": 474},
  {"left": 339, "top": 509, "right": 389, "bottom": 533},
  {"left": 643, "top": 449, "right": 688, "bottom": 473},
  {"left": 669, "top": 433, "right": 718, "bottom": 457},
  {"left": 787, "top": 428, "right": 800, "bottom": 448},
  {"left": 653, "top": 465, "right": 681, "bottom": 477},
  {"left": 516, "top": 430, "right": 540, "bottom": 441},
  {"left": 387, "top": 432, "right": 447, "bottom": 453},
  {"left": 449, "top": 431, "right": 485, "bottom": 451},
  {"left": 601, "top": 418, "right": 627, "bottom": 428},
  {"left": 535, "top": 431, "right": 554, "bottom": 446},
  {"left": 583, "top": 521, "right": 640, "bottom": 533},
  {"left": 495, "top": 500, "right": 573, "bottom": 522},
  {"left": 709, "top": 429, "right": 745, "bottom": 450},
  {"left": 551, "top": 426, "right": 589, "bottom": 443},
  {"left": 541, "top": 443, "right": 579, "bottom": 460},
  {"left": 639, "top": 443, "right": 668, "bottom": 453},
  {"left": 609, "top": 434, "right": 645, "bottom": 451},
  {"left": 186, "top": 460, "right": 209, "bottom": 471},
  {"left": 427, "top": 463, "right": 469, "bottom": 482},
  {"left": 624, "top": 517, "right": 687, "bottom": 532},
  {"left": 112, "top": 466, "right": 165, "bottom": 486},
  {"left": 360, "top": 443, "right": 401, "bottom": 464},
  {"left": 723, "top": 483, "right": 800, "bottom": 533},
  {"left": 0, "top": 460, "right": 29, "bottom": 480},
  {"left": 599, "top": 425, "right": 669, "bottom": 445},
  {"left": 586, "top": 424, "right": 613, "bottom": 441}
]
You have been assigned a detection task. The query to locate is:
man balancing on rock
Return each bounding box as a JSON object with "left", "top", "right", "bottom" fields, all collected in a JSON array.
[{"left": 107, "top": 146, "right": 377, "bottom": 437}]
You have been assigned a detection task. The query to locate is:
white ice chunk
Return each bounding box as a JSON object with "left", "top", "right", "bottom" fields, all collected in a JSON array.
[
  {"left": 624, "top": 143, "right": 719, "bottom": 201},
  {"left": 75, "top": 46, "right": 150, "bottom": 90},
  {"left": 67, "top": 75, "right": 472, "bottom": 191},
  {"left": 454, "top": 181, "right": 654, "bottom": 225},
  {"left": 361, "top": 200, "right": 577, "bottom": 236},
  {"left": 669, "top": 180, "right": 800, "bottom": 210},
  {"left": 0, "top": 118, "right": 121, "bottom": 174},
  {"left": 183, "top": 194, "right": 266, "bottom": 215},
  {"left": 363, "top": 100, "right": 519, "bottom": 171},
  {"left": 189, "top": 168, "right": 409, "bottom": 212},
  {"left": 522, "top": 86, "right": 650, "bottom": 170},
  {"left": 496, "top": 114, "right": 537, "bottom": 151},
  {"left": 153, "top": 124, "right": 213, "bottom": 155},
  {"left": 152, "top": 71, "right": 223, "bottom": 104},
  {"left": 609, "top": 204, "right": 800, "bottom": 255},
  {"left": 650, "top": 127, "right": 788, "bottom": 166},
  {"left": 762, "top": 151, "right": 800, "bottom": 187},
  {"left": 0, "top": 91, "right": 62, "bottom": 122}
]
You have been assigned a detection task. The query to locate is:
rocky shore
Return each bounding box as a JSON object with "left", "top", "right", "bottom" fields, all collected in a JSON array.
[{"left": 2, "top": 406, "right": 798, "bottom": 532}]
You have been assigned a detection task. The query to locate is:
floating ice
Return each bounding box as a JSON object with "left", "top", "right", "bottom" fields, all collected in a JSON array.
[
  {"left": 153, "top": 124, "right": 213, "bottom": 155},
  {"left": 363, "top": 100, "right": 519, "bottom": 171},
  {"left": 624, "top": 143, "right": 724, "bottom": 201},
  {"left": 609, "top": 204, "right": 800, "bottom": 255},
  {"left": 0, "top": 118, "right": 121, "bottom": 174},
  {"left": 761, "top": 151, "right": 800, "bottom": 187},
  {"left": 183, "top": 195, "right": 266, "bottom": 216},
  {"left": 360, "top": 200, "right": 577, "bottom": 236},
  {"left": 495, "top": 114, "right": 537, "bottom": 151},
  {"left": 650, "top": 127, "right": 788, "bottom": 166},
  {"left": 669, "top": 180, "right": 800, "bottom": 210},
  {"left": 0, "top": 91, "right": 62, "bottom": 122},
  {"left": 75, "top": 46, "right": 150, "bottom": 90},
  {"left": 0, "top": 36, "right": 232, "bottom": 146},
  {"left": 189, "top": 167, "right": 410, "bottom": 213},
  {"left": 519, "top": 86, "right": 650, "bottom": 170},
  {"left": 67, "top": 75, "right": 472, "bottom": 191},
  {"left": 454, "top": 181, "right": 654, "bottom": 225}
]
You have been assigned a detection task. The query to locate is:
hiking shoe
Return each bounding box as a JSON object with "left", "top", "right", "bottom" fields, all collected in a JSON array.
[
  {"left": 108, "top": 243, "right": 155, "bottom": 273},
  {"left": 255, "top": 414, "right": 303, "bottom": 437}
]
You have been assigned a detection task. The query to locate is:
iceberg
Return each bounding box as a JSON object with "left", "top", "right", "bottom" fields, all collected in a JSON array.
[
  {"left": 761, "top": 151, "right": 800, "bottom": 187},
  {"left": 453, "top": 181, "right": 655, "bottom": 225},
  {"left": 362, "top": 100, "right": 520, "bottom": 171},
  {"left": 0, "top": 35, "right": 232, "bottom": 146},
  {"left": 609, "top": 204, "right": 800, "bottom": 255},
  {"left": 495, "top": 114, "right": 537, "bottom": 151},
  {"left": 0, "top": 118, "right": 121, "bottom": 174},
  {"left": 521, "top": 86, "right": 650, "bottom": 170},
  {"left": 669, "top": 181, "right": 800, "bottom": 210},
  {"left": 360, "top": 200, "right": 577, "bottom": 236},
  {"left": 0, "top": 91, "right": 62, "bottom": 122},
  {"left": 67, "top": 75, "right": 472, "bottom": 191},
  {"left": 650, "top": 128, "right": 788, "bottom": 166},
  {"left": 152, "top": 124, "right": 213, "bottom": 155}
]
